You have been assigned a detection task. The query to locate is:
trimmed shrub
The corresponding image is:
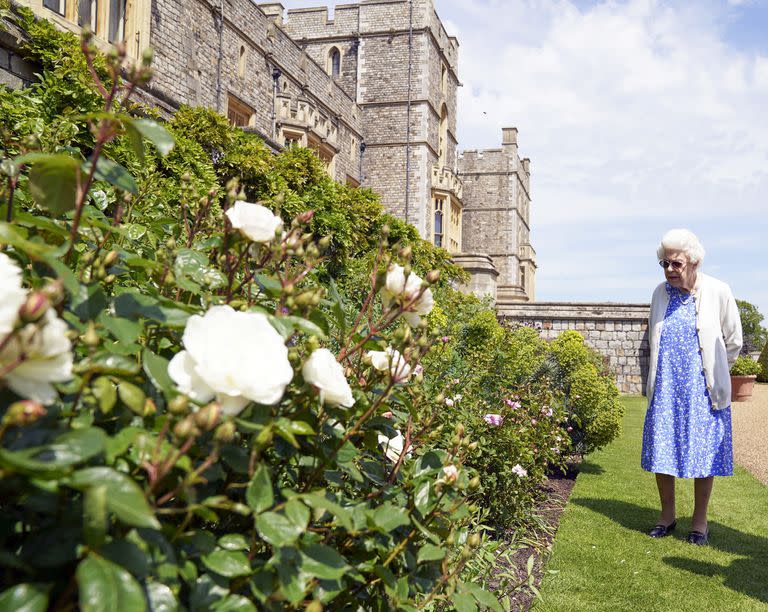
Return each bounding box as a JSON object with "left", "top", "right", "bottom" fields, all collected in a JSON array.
[{"left": 758, "top": 343, "right": 768, "bottom": 383}]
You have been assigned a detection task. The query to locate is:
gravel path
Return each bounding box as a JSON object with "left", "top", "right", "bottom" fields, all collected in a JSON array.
[{"left": 732, "top": 382, "right": 768, "bottom": 485}]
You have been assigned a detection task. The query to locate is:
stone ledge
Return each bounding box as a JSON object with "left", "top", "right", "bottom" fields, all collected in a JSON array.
[{"left": 498, "top": 302, "right": 650, "bottom": 321}]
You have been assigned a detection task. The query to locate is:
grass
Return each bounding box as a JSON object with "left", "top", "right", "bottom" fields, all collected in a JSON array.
[{"left": 535, "top": 396, "right": 768, "bottom": 611}]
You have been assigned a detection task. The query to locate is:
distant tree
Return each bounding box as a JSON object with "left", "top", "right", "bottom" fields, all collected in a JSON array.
[{"left": 736, "top": 299, "right": 767, "bottom": 354}]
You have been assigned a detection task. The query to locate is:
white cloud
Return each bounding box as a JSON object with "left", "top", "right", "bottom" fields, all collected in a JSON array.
[{"left": 444, "top": 0, "right": 768, "bottom": 316}]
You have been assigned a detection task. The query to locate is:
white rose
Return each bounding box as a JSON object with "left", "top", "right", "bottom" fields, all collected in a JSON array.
[
  {"left": 1, "top": 310, "right": 73, "bottom": 405},
  {"left": 366, "top": 346, "right": 412, "bottom": 382},
  {"left": 0, "top": 253, "right": 27, "bottom": 336},
  {"left": 380, "top": 264, "right": 434, "bottom": 326},
  {"left": 511, "top": 464, "right": 528, "bottom": 478},
  {"left": 225, "top": 200, "right": 283, "bottom": 242},
  {"left": 444, "top": 398, "right": 454, "bottom": 407},
  {"left": 442, "top": 464, "right": 459, "bottom": 483},
  {"left": 378, "top": 430, "right": 411, "bottom": 463},
  {"left": 168, "top": 305, "right": 293, "bottom": 415},
  {"left": 302, "top": 348, "right": 355, "bottom": 408}
]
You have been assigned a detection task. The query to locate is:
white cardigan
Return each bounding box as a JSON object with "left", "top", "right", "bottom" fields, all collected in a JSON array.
[{"left": 647, "top": 273, "right": 742, "bottom": 410}]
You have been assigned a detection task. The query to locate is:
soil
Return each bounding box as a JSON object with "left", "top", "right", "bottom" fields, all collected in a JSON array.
[{"left": 488, "top": 463, "right": 578, "bottom": 611}]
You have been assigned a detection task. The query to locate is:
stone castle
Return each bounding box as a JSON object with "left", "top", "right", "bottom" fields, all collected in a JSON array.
[{"left": 3, "top": 0, "right": 537, "bottom": 304}]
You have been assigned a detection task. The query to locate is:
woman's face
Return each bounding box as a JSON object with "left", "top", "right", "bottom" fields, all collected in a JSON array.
[{"left": 662, "top": 248, "right": 698, "bottom": 291}]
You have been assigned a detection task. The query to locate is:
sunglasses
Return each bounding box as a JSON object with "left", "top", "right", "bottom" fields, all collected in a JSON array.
[{"left": 659, "top": 259, "right": 685, "bottom": 271}]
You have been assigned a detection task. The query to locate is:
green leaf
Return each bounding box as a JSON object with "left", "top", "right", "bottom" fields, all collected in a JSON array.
[
  {"left": 83, "top": 485, "right": 108, "bottom": 549},
  {"left": 284, "top": 499, "right": 310, "bottom": 531},
  {"left": 416, "top": 543, "right": 445, "bottom": 563},
  {"left": 301, "top": 492, "right": 353, "bottom": 531},
  {"left": 76, "top": 554, "right": 146, "bottom": 612},
  {"left": 118, "top": 381, "right": 147, "bottom": 415},
  {"left": 246, "top": 464, "right": 273, "bottom": 514},
  {"left": 68, "top": 467, "right": 160, "bottom": 529},
  {"left": 27, "top": 154, "right": 81, "bottom": 215},
  {"left": 113, "top": 290, "right": 191, "bottom": 328},
  {"left": 255, "top": 512, "right": 304, "bottom": 547},
  {"left": 414, "top": 480, "right": 432, "bottom": 515},
  {"left": 463, "top": 583, "right": 503, "bottom": 611},
  {"left": 372, "top": 503, "right": 410, "bottom": 532},
  {"left": 98, "top": 313, "right": 142, "bottom": 344},
  {"left": 326, "top": 279, "right": 347, "bottom": 336},
  {"left": 211, "top": 595, "right": 257, "bottom": 612},
  {"left": 74, "top": 352, "right": 140, "bottom": 376},
  {"left": 72, "top": 283, "right": 109, "bottom": 321},
  {"left": 299, "top": 544, "right": 349, "bottom": 580},
  {"left": 128, "top": 119, "right": 175, "bottom": 157},
  {"left": 92, "top": 376, "right": 117, "bottom": 414},
  {"left": 0, "top": 427, "right": 106, "bottom": 478},
  {"left": 0, "top": 222, "right": 59, "bottom": 258},
  {"left": 200, "top": 550, "right": 252, "bottom": 578},
  {"left": 451, "top": 593, "right": 477, "bottom": 612},
  {"left": 218, "top": 534, "right": 249, "bottom": 551},
  {"left": 85, "top": 156, "right": 138, "bottom": 194},
  {"left": 0, "top": 583, "right": 50, "bottom": 612},
  {"left": 142, "top": 349, "right": 175, "bottom": 397},
  {"left": 146, "top": 582, "right": 178, "bottom": 612}
]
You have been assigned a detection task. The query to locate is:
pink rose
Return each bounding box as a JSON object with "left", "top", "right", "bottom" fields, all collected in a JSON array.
[{"left": 483, "top": 413, "right": 504, "bottom": 426}]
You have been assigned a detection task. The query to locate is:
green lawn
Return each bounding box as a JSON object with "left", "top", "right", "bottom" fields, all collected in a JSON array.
[{"left": 536, "top": 396, "right": 768, "bottom": 611}]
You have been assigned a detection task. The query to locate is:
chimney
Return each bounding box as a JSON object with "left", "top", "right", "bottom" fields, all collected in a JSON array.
[{"left": 501, "top": 127, "right": 518, "bottom": 146}]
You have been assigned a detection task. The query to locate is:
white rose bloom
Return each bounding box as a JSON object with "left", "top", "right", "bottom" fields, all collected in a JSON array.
[
  {"left": 225, "top": 200, "right": 283, "bottom": 243},
  {"left": 168, "top": 305, "right": 293, "bottom": 415},
  {"left": 0, "top": 253, "right": 27, "bottom": 336},
  {"left": 1, "top": 310, "right": 73, "bottom": 405},
  {"left": 380, "top": 264, "right": 434, "bottom": 326},
  {"left": 367, "top": 346, "right": 412, "bottom": 382},
  {"left": 378, "top": 430, "right": 411, "bottom": 463},
  {"left": 442, "top": 464, "right": 459, "bottom": 483},
  {"left": 511, "top": 464, "right": 528, "bottom": 478},
  {"left": 302, "top": 348, "right": 355, "bottom": 408}
]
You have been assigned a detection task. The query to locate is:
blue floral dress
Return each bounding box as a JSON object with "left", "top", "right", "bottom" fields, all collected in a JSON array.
[{"left": 641, "top": 283, "right": 733, "bottom": 478}]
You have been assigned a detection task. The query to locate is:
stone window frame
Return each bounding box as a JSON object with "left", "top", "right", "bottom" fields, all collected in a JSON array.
[
  {"left": 432, "top": 191, "right": 461, "bottom": 252},
  {"left": 438, "top": 104, "right": 448, "bottom": 167},
  {"left": 327, "top": 46, "right": 341, "bottom": 78},
  {"left": 238, "top": 44, "right": 247, "bottom": 79},
  {"left": 432, "top": 197, "right": 445, "bottom": 248},
  {"left": 34, "top": 0, "right": 151, "bottom": 60},
  {"left": 227, "top": 93, "right": 256, "bottom": 128},
  {"left": 307, "top": 133, "right": 337, "bottom": 179}
]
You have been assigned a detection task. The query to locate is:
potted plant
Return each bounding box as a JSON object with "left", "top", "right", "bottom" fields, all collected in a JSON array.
[{"left": 730, "top": 356, "right": 763, "bottom": 402}]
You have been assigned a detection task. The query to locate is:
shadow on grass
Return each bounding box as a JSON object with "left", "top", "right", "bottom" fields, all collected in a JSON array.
[
  {"left": 575, "top": 461, "right": 605, "bottom": 476},
  {"left": 572, "top": 497, "right": 768, "bottom": 603}
]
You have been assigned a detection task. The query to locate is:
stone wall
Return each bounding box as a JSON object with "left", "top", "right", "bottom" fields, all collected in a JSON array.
[
  {"left": 497, "top": 302, "right": 651, "bottom": 395},
  {"left": 0, "top": 19, "right": 37, "bottom": 89}
]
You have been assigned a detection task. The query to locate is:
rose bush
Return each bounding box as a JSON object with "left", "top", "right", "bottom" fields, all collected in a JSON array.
[{"left": 0, "top": 9, "right": 503, "bottom": 610}]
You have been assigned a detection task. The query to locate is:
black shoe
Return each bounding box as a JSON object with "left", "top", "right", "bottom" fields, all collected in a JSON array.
[
  {"left": 648, "top": 520, "right": 676, "bottom": 538},
  {"left": 686, "top": 530, "right": 709, "bottom": 546}
]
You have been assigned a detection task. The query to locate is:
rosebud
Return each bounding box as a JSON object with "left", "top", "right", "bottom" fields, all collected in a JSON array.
[
  {"left": 42, "top": 279, "right": 64, "bottom": 304},
  {"left": 194, "top": 402, "right": 222, "bottom": 431},
  {"left": 435, "top": 393, "right": 445, "bottom": 404},
  {"left": 468, "top": 441, "right": 479, "bottom": 451},
  {"left": 83, "top": 323, "right": 100, "bottom": 348},
  {"left": 19, "top": 292, "right": 50, "bottom": 323},
  {"left": 426, "top": 269, "right": 440, "bottom": 284},
  {"left": 469, "top": 476, "right": 481, "bottom": 490},
  {"left": 398, "top": 245, "right": 412, "bottom": 260},
  {"left": 296, "top": 210, "right": 315, "bottom": 224},
  {"left": 165, "top": 237, "right": 177, "bottom": 250},
  {"left": 102, "top": 250, "right": 119, "bottom": 267},
  {"left": 166, "top": 396, "right": 188, "bottom": 416},
  {"left": 319, "top": 235, "right": 332, "bottom": 249},
  {"left": 461, "top": 545, "right": 473, "bottom": 559},
  {"left": 214, "top": 420, "right": 237, "bottom": 442},
  {"left": 456, "top": 423, "right": 465, "bottom": 437},
  {"left": 3, "top": 400, "right": 45, "bottom": 427},
  {"left": 173, "top": 416, "right": 198, "bottom": 440},
  {"left": 103, "top": 274, "right": 116, "bottom": 285},
  {"left": 142, "top": 398, "right": 157, "bottom": 417},
  {"left": 468, "top": 533, "right": 481, "bottom": 548}
]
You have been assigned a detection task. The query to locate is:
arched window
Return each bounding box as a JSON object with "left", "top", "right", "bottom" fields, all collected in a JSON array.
[
  {"left": 328, "top": 47, "right": 341, "bottom": 78},
  {"left": 438, "top": 105, "right": 448, "bottom": 167},
  {"left": 433, "top": 198, "right": 444, "bottom": 247},
  {"left": 238, "top": 45, "right": 247, "bottom": 78},
  {"left": 441, "top": 64, "right": 447, "bottom": 94}
]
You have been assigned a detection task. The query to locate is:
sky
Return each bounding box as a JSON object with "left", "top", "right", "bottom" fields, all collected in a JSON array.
[{"left": 277, "top": 0, "right": 768, "bottom": 321}]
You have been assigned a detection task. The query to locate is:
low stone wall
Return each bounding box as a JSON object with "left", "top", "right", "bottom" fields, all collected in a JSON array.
[{"left": 498, "top": 302, "right": 651, "bottom": 395}]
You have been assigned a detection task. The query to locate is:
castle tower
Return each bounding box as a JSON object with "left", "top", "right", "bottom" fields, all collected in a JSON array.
[
  {"left": 282, "top": 0, "right": 463, "bottom": 248},
  {"left": 458, "top": 127, "right": 536, "bottom": 303}
]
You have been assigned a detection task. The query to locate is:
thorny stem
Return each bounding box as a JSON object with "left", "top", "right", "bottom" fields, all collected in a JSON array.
[{"left": 5, "top": 175, "right": 16, "bottom": 223}]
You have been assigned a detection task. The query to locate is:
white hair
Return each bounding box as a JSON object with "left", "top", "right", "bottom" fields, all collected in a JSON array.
[{"left": 656, "top": 229, "right": 705, "bottom": 265}]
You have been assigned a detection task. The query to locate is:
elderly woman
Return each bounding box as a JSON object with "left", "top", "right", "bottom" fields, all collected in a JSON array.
[{"left": 641, "top": 229, "right": 742, "bottom": 545}]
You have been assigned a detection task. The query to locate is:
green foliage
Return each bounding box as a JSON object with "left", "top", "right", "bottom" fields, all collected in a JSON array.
[
  {"left": 730, "top": 355, "right": 762, "bottom": 377},
  {"left": 546, "top": 331, "right": 624, "bottom": 454},
  {"left": 758, "top": 342, "right": 768, "bottom": 383},
  {"left": 0, "top": 12, "right": 500, "bottom": 610},
  {"left": 736, "top": 299, "right": 767, "bottom": 354}
]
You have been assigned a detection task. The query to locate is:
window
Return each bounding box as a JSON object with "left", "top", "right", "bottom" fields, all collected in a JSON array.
[
  {"left": 328, "top": 47, "right": 341, "bottom": 78},
  {"left": 78, "top": 0, "right": 98, "bottom": 29},
  {"left": 107, "top": 0, "right": 126, "bottom": 43},
  {"left": 438, "top": 105, "right": 448, "bottom": 167},
  {"left": 44, "top": 0, "right": 66, "bottom": 15},
  {"left": 227, "top": 94, "right": 255, "bottom": 128},
  {"left": 520, "top": 265, "right": 526, "bottom": 291},
  {"left": 441, "top": 63, "right": 447, "bottom": 95},
  {"left": 238, "top": 45, "right": 247, "bottom": 78},
  {"left": 449, "top": 200, "right": 461, "bottom": 252},
  {"left": 433, "top": 198, "right": 445, "bottom": 247}
]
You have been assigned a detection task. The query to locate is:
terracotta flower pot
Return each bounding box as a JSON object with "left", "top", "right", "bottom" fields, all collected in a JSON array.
[{"left": 731, "top": 375, "right": 757, "bottom": 402}]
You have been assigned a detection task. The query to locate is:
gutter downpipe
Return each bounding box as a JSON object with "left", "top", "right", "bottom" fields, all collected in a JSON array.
[
  {"left": 404, "top": 0, "right": 413, "bottom": 223},
  {"left": 215, "top": 0, "right": 224, "bottom": 113}
]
